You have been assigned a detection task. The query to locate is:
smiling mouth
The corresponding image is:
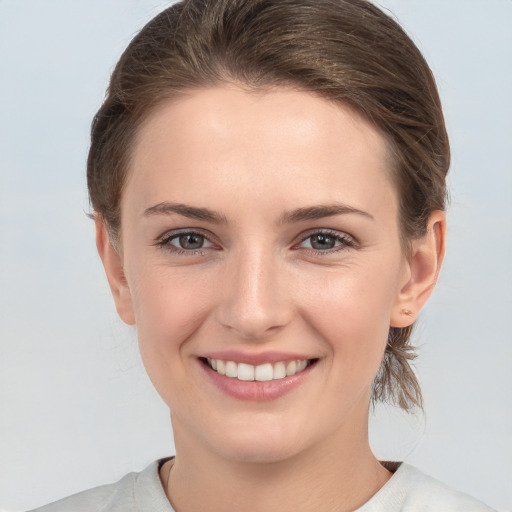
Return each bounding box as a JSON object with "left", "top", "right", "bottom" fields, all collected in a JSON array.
[{"left": 201, "top": 358, "right": 317, "bottom": 382}]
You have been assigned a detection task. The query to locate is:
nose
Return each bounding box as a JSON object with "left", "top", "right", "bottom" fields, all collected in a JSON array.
[{"left": 215, "top": 247, "right": 293, "bottom": 341}]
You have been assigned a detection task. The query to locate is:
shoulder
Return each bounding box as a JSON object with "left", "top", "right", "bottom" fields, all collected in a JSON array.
[
  {"left": 398, "top": 464, "right": 496, "bottom": 511},
  {"left": 358, "top": 463, "right": 496, "bottom": 512},
  {"left": 27, "top": 459, "right": 174, "bottom": 512},
  {"left": 26, "top": 472, "right": 138, "bottom": 512}
]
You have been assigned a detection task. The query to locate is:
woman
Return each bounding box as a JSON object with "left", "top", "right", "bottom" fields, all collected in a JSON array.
[{"left": 29, "top": 0, "right": 495, "bottom": 510}]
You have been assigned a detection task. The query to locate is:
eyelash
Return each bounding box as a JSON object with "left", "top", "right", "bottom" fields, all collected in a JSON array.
[
  {"left": 155, "top": 229, "right": 214, "bottom": 256},
  {"left": 297, "top": 229, "right": 356, "bottom": 255},
  {"left": 155, "top": 229, "right": 356, "bottom": 256}
]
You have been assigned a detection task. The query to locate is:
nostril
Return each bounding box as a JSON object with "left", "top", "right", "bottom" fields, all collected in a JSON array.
[{"left": 216, "top": 306, "right": 292, "bottom": 341}]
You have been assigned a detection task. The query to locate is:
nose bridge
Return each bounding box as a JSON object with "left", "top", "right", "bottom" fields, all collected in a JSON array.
[{"left": 217, "top": 243, "right": 291, "bottom": 340}]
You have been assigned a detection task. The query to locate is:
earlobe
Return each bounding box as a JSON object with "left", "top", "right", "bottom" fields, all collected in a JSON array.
[
  {"left": 391, "top": 211, "right": 446, "bottom": 328},
  {"left": 95, "top": 218, "right": 136, "bottom": 325}
]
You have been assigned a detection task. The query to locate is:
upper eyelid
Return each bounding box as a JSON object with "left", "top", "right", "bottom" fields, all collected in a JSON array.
[
  {"left": 297, "top": 228, "right": 356, "bottom": 243},
  {"left": 157, "top": 227, "right": 214, "bottom": 242}
]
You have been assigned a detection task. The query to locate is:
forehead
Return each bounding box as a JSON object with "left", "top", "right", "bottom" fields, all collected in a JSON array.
[{"left": 124, "top": 86, "right": 397, "bottom": 221}]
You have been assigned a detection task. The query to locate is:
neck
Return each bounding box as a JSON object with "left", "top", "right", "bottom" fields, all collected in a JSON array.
[{"left": 164, "top": 412, "right": 391, "bottom": 512}]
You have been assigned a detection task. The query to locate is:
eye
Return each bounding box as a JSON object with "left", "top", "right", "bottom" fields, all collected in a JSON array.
[
  {"left": 298, "top": 230, "right": 355, "bottom": 253},
  {"left": 156, "top": 231, "right": 214, "bottom": 253},
  {"left": 171, "top": 233, "right": 209, "bottom": 250},
  {"left": 305, "top": 233, "right": 337, "bottom": 250}
]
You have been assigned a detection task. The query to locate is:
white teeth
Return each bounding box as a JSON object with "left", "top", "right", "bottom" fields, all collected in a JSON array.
[
  {"left": 206, "top": 358, "right": 312, "bottom": 381},
  {"left": 273, "top": 362, "right": 286, "bottom": 379},
  {"left": 216, "top": 360, "right": 226, "bottom": 376},
  {"left": 255, "top": 363, "right": 273, "bottom": 381},
  {"left": 237, "top": 362, "right": 255, "bottom": 381},
  {"left": 297, "top": 360, "right": 307, "bottom": 372},
  {"left": 286, "top": 360, "right": 297, "bottom": 376},
  {"left": 225, "top": 361, "right": 238, "bottom": 378}
]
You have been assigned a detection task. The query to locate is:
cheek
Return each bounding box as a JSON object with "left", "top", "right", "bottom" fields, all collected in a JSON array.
[
  {"left": 131, "top": 265, "right": 212, "bottom": 334},
  {"left": 298, "top": 264, "right": 399, "bottom": 379},
  {"left": 127, "top": 267, "right": 213, "bottom": 394}
]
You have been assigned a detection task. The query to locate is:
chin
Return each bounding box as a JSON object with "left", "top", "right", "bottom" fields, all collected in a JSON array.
[
  {"left": 218, "top": 439, "right": 305, "bottom": 465},
  {"left": 205, "top": 413, "right": 317, "bottom": 465}
]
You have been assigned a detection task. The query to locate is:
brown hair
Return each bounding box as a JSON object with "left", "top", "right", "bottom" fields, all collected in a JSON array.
[{"left": 88, "top": 0, "right": 450, "bottom": 411}]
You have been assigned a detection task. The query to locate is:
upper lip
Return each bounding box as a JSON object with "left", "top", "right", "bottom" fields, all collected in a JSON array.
[{"left": 199, "top": 350, "right": 316, "bottom": 366}]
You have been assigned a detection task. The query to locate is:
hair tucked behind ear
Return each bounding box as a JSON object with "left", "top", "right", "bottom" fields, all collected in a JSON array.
[{"left": 373, "top": 326, "right": 422, "bottom": 411}]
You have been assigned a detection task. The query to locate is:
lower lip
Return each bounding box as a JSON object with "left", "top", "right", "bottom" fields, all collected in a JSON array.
[{"left": 200, "top": 360, "right": 315, "bottom": 401}]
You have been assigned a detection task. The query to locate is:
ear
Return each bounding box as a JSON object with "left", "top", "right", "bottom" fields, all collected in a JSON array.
[
  {"left": 95, "top": 218, "right": 136, "bottom": 325},
  {"left": 390, "top": 211, "right": 446, "bottom": 328}
]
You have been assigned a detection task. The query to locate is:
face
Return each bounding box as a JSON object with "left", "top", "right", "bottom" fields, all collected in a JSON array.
[{"left": 111, "top": 86, "right": 415, "bottom": 463}]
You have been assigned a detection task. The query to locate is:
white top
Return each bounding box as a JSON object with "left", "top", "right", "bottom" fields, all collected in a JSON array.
[{"left": 29, "top": 459, "right": 496, "bottom": 511}]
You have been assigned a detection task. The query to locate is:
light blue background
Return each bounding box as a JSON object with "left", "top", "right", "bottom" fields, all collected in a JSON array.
[{"left": 0, "top": 1, "right": 511, "bottom": 510}]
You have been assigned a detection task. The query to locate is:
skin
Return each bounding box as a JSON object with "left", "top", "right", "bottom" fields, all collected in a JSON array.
[{"left": 97, "top": 86, "right": 445, "bottom": 512}]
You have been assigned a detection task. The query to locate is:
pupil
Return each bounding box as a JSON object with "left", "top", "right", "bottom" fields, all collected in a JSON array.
[
  {"left": 311, "top": 234, "right": 334, "bottom": 250},
  {"left": 179, "top": 234, "right": 203, "bottom": 250}
]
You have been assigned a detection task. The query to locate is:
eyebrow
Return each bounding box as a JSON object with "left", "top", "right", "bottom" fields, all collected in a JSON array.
[
  {"left": 278, "top": 203, "right": 374, "bottom": 224},
  {"left": 143, "top": 202, "right": 228, "bottom": 224},
  {"left": 143, "top": 201, "right": 373, "bottom": 224}
]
